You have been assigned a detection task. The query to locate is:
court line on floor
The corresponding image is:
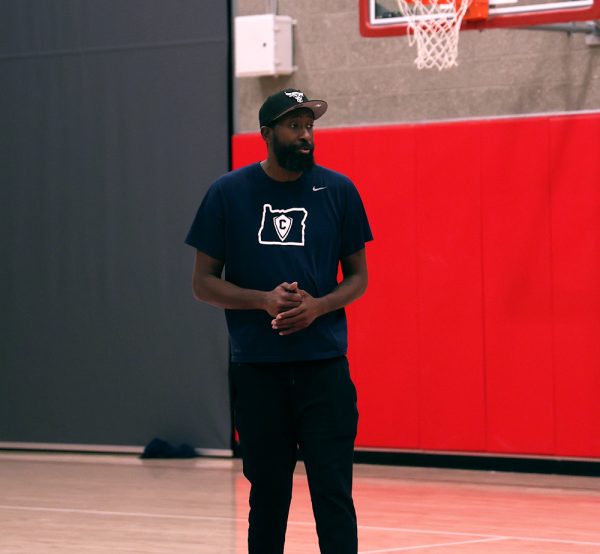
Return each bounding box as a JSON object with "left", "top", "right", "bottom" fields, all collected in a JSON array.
[
  {"left": 353, "top": 524, "right": 502, "bottom": 537},
  {"left": 359, "top": 537, "right": 509, "bottom": 553},
  {"left": 353, "top": 524, "right": 600, "bottom": 546},
  {"left": 352, "top": 523, "right": 600, "bottom": 547},
  {"left": 0, "top": 504, "right": 246, "bottom": 523},
  {"left": 2, "top": 504, "right": 600, "bottom": 548}
]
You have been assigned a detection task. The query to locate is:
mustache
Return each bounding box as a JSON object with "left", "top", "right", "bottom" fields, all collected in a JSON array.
[{"left": 295, "top": 141, "right": 314, "bottom": 150}]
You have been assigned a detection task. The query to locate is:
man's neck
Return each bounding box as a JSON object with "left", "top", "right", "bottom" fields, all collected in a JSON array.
[{"left": 260, "top": 159, "right": 303, "bottom": 182}]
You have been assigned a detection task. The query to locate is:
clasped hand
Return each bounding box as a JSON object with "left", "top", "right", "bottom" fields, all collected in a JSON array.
[{"left": 265, "top": 281, "right": 322, "bottom": 336}]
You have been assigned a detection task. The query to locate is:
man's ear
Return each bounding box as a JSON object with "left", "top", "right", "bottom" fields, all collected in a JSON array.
[{"left": 260, "top": 126, "right": 272, "bottom": 143}]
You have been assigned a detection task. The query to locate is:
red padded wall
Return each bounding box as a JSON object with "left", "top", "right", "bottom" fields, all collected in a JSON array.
[
  {"left": 480, "top": 119, "right": 555, "bottom": 454},
  {"left": 232, "top": 111, "right": 600, "bottom": 458},
  {"left": 415, "top": 123, "right": 486, "bottom": 452},
  {"left": 550, "top": 116, "right": 600, "bottom": 457},
  {"left": 341, "top": 128, "right": 420, "bottom": 449}
]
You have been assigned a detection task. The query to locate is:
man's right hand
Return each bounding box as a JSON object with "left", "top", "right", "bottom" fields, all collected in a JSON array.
[{"left": 263, "top": 281, "right": 303, "bottom": 317}]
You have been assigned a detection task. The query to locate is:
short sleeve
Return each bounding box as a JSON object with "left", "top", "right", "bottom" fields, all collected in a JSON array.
[
  {"left": 340, "top": 181, "right": 373, "bottom": 258},
  {"left": 184, "top": 182, "right": 226, "bottom": 261}
]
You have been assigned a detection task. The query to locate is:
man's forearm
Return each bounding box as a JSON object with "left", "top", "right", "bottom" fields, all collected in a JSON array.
[
  {"left": 195, "top": 273, "right": 366, "bottom": 316},
  {"left": 315, "top": 273, "right": 368, "bottom": 317},
  {"left": 193, "top": 274, "right": 266, "bottom": 311},
  {"left": 193, "top": 274, "right": 304, "bottom": 317}
]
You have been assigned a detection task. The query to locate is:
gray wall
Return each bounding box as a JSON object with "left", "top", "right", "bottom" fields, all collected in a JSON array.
[
  {"left": 235, "top": 0, "right": 600, "bottom": 131},
  {"left": 1, "top": 1, "right": 231, "bottom": 452}
]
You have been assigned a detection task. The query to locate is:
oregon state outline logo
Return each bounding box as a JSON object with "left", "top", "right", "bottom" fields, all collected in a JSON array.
[{"left": 258, "top": 204, "right": 307, "bottom": 246}]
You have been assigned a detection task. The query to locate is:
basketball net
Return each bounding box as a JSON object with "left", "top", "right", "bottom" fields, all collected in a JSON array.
[{"left": 396, "top": 0, "right": 472, "bottom": 70}]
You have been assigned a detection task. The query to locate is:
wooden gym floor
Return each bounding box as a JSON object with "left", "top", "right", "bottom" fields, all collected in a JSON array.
[{"left": 1, "top": 452, "right": 600, "bottom": 553}]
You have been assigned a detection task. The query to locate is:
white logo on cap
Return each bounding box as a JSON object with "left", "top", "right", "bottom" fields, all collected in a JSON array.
[{"left": 285, "top": 91, "right": 304, "bottom": 103}]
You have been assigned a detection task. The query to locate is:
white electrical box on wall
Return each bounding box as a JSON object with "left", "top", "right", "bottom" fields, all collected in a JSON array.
[{"left": 235, "top": 14, "right": 296, "bottom": 78}]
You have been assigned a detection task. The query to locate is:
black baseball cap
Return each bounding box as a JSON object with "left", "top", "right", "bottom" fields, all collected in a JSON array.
[{"left": 259, "top": 88, "right": 327, "bottom": 127}]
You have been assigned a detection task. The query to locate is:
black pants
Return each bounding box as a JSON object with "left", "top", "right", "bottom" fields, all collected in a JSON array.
[{"left": 230, "top": 356, "right": 359, "bottom": 554}]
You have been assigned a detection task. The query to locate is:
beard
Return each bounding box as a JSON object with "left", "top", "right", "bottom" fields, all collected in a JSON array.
[{"left": 272, "top": 133, "right": 315, "bottom": 172}]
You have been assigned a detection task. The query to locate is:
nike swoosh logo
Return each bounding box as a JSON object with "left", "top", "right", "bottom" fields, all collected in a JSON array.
[{"left": 312, "top": 186, "right": 327, "bottom": 192}]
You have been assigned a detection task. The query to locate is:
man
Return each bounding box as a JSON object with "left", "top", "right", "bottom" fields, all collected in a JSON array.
[{"left": 185, "top": 88, "right": 373, "bottom": 553}]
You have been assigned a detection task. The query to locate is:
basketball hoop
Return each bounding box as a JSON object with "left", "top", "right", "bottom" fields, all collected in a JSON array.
[{"left": 396, "top": 0, "right": 473, "bottom": 70}]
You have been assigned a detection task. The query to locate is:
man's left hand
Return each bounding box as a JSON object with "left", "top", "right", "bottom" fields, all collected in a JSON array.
[{"left": 271, "top": 289, "right": 324, "bottom": 336}]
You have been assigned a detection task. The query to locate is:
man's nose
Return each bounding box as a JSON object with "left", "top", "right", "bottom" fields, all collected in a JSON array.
[{"left": 298, "top": 127, "right": 312, "bottom": 141}]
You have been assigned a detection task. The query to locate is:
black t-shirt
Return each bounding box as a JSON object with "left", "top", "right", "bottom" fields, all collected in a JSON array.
[{"left": 185, "top": 163, "right": 373, "bottom": 362}]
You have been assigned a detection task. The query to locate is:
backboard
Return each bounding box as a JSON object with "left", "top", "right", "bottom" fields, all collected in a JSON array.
[{"left": 360, "top": 0, "right": 600, "bottom": 36}]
